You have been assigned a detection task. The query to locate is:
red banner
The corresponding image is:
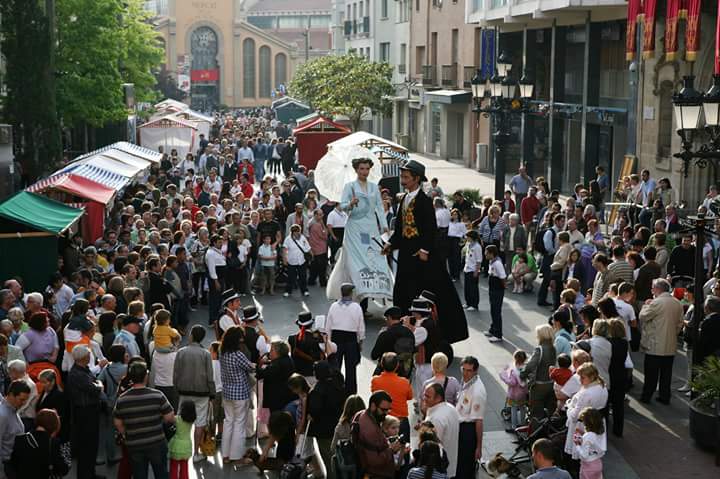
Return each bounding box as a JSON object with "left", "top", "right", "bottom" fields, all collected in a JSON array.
[
  {"left": 190, "top": 69, "right": 219, "bottom": 82},
  {"left": 685, "top": 0, "right": 702, "bottom": 61},
  {"left": 716, "top": 0, "right": 720, "bottom": 74},
  {"left": 642, "top": 0, "right": 658, "bottom": 58},
  {"left": 626, "top": 0, "right": 642, "bottom": 60},
  {"left": 665, "top": 0, "right": 680, "bottom": 60}
]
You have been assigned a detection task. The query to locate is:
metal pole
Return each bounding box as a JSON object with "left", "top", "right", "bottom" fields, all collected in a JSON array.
[
  {"left": 547, "top": 20, "right": 557, "bottom": 188},
  {"left": 494, "top": 110, "right": 509, "bottom": 200},
  {"left": 691, "top": 215, "right": 706, "bottom": 397},
  {"left": 579, "top": 12, "right": 590, "bottom": 184},
  {"left": 521, "top": 27, "right": 528, "bottom": 175}
]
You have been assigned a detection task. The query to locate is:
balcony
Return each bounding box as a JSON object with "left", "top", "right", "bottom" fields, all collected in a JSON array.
[
  {"left": 344, "top": 20, "right": 352, "bottom": 37},
  {"left": 463, "top": 66, "right": 477, "bottom": 88},
  {"left": 441, "top": 64, "right": 458, "bottom": 87},
  {"left": 398, "top": 64, "right": 407, "bottom": 74},
  {"left": 422, "top": 65, "right": 437, "bottom": 86}
]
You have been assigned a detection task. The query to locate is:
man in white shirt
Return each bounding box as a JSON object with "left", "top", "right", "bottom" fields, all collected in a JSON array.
[
  {"left": 206, "top": 169, "right": 222, "bottom": 195},
  {"left": 205, "top": 234, "right": 227, "bottom": 326},
  {"left": 424, "top": 382, "right": 460, "bottom": 478},
  {"left": 282, "top": 224, "right": 311, "bottom": 297},
  {"left": 325, "top": 283, "right": 365, "bottom": 395},
  {"left": 326, "top": 203, "right": 348, "bottom": 263},
  {"left": 434, "top": 198, "right": 451, "bottom": 228},
  {"left": 615, "top": 282, "right": 637, "bottom": 340},
  {"left": 456, "top": 356, "right": 487, "bottom": 479}
]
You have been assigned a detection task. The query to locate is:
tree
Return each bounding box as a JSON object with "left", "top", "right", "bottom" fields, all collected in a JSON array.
[
  {"left": 0, "top": 0, "right": 62, "bottom": 175},
  {"left": 154, "top": 66, "right": 187, "bottom": 102},
  {"left": 289, "top": 54, "right": 394, "bottom": 131},
  {"left": 119, "top": 0, "right": 163, "bottom": 104}
]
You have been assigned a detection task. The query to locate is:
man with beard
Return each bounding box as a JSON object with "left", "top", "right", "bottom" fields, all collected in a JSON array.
[
  {"left": 383, "top": 160, "right": 468, "bottom": 344},
  {"left": 354, "top": 390, "right": 403, "bottom": 478}
]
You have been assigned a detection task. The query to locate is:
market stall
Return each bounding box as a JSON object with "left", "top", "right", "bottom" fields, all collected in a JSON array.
[
  {"left": 0, "top": 192, "right": 83, "bottom": 291},
  {"left": 293, "top": 116, "right": 350, "bottom": 170},
  {"left": 272, "top": 97, "right": 312, "bottom": 124},
  {"left": 137, "top": 115, "right": 199, "bottom": 157},
  {"left": 26, "top": 173, "right": 116, "bottom": 244}
]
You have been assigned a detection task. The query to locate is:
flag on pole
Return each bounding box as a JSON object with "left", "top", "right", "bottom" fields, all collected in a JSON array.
[
  {"left": 685, "top": 0, "right": 702, "bottom": 61},
  {"left": 665, "top": 0, "right": 680, "bottom": 60},
  {"left": 642, "top": 0, "right": 658, "bottom": 59},
  {"left": 626, "top": 0, "right": 642, "bottom": 61},
  {"left": 716, "top": 0, "right": 720, "bottom": 74}
]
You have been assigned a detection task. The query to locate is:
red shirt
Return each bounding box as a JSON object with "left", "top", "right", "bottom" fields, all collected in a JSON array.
[{"left": 520, "top": 195, "right": 541, "bottom": 225}]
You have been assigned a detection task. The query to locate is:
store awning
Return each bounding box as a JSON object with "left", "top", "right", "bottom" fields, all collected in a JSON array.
[
  {"left": 424, "top": 89, "right": 472, "bottom": 104},
  {"left": 0, "top": 191, "right": 84, "bottom": 235},
  {"left": 26, "top": 173, "right": 116, "bottom": 205},
  {"left": 70, "top": 156, "right": 143, "bottom": 178},
  {"left": 97, "top": 149, "right": 153, "bottom": 170},
  {"left": 59, "top": 163, "right": 131, "bottom": 191}
]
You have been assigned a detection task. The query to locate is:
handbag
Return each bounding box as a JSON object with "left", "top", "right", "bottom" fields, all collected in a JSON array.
[{"left": 291, "top": 236, "right": 313, "bottom": 264}]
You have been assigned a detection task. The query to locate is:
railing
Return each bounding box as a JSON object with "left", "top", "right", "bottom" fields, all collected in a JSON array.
[
  {"left": 441, "top": 64, "right": 458, "bottom": 87},
  {"left": 344, "top": 21, "right": 352, "bottom": 37},
  {"left": 398, "top": 64, "right": 407, "bottom": 74},
  {"left": 422, "top": 65, "right": 436, "bottom": 86},
  {"left": 360, "top": 16, "right": 370, "bottom": 36},
  {"left": 463, "top": 66, "right": 477, "bottom": 87}
]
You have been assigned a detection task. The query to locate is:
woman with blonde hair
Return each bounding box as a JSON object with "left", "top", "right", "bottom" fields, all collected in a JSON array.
[
  {"left": 422, "top": 352, "right": 461, "bottom": 405},
  {"left": 564, "top": 363, "right": 608, "bottom": 466},
  {"left": 520, "top": 324, "right": 557, "bottom": 419}
]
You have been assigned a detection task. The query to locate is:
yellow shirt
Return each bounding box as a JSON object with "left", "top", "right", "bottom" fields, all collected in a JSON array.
[{"left": 153, "top": 324, "right": 180, "bottom": 349}]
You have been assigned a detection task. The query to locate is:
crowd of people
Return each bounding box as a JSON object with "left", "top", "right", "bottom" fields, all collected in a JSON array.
[{"left": 0, "top": 103, "right": 718, "bottom": 479}]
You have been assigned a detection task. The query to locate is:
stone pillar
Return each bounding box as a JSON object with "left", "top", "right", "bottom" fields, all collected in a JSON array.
[
  {"left": 547, "top": 24, "right": 566, "bottom": 191},
  {"left": 581, "top": 20, "right": 601, "bottom": 184}
]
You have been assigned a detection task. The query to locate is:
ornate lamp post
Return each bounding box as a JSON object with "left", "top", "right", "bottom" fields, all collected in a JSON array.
[{"left": 471, "top": 52, "right": 534, "bottom": 200}]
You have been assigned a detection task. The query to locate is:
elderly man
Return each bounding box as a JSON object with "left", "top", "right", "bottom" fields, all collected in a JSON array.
[
  {"left": 509, "top": 165, "right": 533, "bottom": 206},
  {"left": 502, "top": 213, "right": 528, "bottom": 270},
  {"left": 0, "top": 291, "right": 14, "bottom": 321},
  {"left": 424, "top": 382, "right": 460, "bottom": 478},
  {"left": 7, "top": 360, "right": 37, "bottom": 429},
  {"left": 0, "top": 380, "right": 30, "bottom": 479},
  {"left": 639, "top": 278, "right": 684, "bottom": 404},
  {"left": 455, "top": 356, "right": 487, "bottom": 479},
  {"left": 96, "top": 294, "right": 117, "bottom": 315},
  {"left": 67, "top": 344, "right": 104, "bottom": 479},
  {"left": 3, "top": 280, "right": 25, "bottom": 311}
]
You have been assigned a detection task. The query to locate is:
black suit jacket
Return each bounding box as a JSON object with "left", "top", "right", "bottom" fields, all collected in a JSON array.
[{"left": 389, "top": 189, "right": 437, "bottom": 255}]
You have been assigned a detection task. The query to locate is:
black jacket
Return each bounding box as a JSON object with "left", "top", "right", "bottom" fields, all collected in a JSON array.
[
  {"left": 696, "top": 312, "right": 720, "bottom": 366},
  {"left": 148, "top": 271, "right": 172, "bottom": 310},
  {"left": 307, "top": 378, "right": 345, "bottom": 438},
  {"left": 37, "top": 387, "right": 70, "bottom": 442},
  {"left": 609, "top": 337, "right": 629, "bottom": 391},
  {"left": 371, "top": 323, "right": 415, "bottom": 367},
  {"left": 66, "top": 364, "right": 102, "bottom": 409},
  {"left": 256, "top": 355, "right": 296, "bottom": 412},
  {"left": 390, "top": 189, "right": 437, "bottom": 256},
  {"left": 9, "top": 429, "right": 70, "bottom": 479}
]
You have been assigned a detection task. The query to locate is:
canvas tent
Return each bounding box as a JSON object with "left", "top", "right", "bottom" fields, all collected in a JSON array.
[
  {"left": 273, "top": 97, "right": 312, "bottom": 124},
  {"left": 169, "top": 110, "right": 213, "bottom": 138},
  {"left": 154, "top": 99, "right": 189, "bottom": 113},
  {"left": 73, "top": 141, "right": 162, "bottom": 166},
  {"left": 293, "top": 116, "right": 350, "bottom": 170},
  {"left": 0, "top": 192, "right": 84, "bottom": 291},
  {"left": 26, "top": 173, "right": 116, "bottom": 244},
  {"left": 137, "top": 115, "right": 198, "bottom": 157},
  {"left": 59, "top": 163, "right": 131, "bottom": 191}
]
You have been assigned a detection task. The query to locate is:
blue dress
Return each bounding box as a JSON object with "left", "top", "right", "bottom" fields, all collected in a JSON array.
[{"left": 326, "top": 180, "right": 394, "bottom": 300}]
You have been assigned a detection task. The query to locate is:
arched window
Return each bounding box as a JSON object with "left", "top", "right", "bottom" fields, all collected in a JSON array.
[
  {"left": 657, "top": 80, "right": 674, "bottom": 160},
  {"left": 243, "top": 38, "right": 256, "bottom": 98},
  {"left": 275, "top": 53, "right": 287, "bottom": 89},
  {"left": 259, "top": 46, "right": 272, "bottom": 98}
]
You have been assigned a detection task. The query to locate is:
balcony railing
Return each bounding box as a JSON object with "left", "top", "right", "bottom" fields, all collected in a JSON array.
[
  {"left": 360, "top": 16, "right": 370, "bottom": 36},
  {"left": 398, "top": 64, "right": 407, "bottom": 74},
  {"left": 344, "top": 20, "right": 352, "bottom": 37},
  {"left": 441, "top": 64, "right": 458, "bottom": 87},
  {"left": 463, "top": 66, "right": 477, "bottom": 87},
  {"left": 422, "top": 65, "right": 437, "bottom": 86}
]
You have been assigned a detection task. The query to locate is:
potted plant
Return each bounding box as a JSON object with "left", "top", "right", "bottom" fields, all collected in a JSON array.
[{"left": 689, "top": 356, "right": 720, "bottom": 450}]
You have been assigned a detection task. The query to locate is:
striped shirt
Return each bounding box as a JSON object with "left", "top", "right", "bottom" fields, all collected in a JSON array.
[{"left": 114, "top": 387, "right": 173, "bottom": 450}]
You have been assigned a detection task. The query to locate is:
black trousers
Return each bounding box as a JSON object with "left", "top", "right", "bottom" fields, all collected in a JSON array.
[
  {"left": 489, "top": 287, "right": 504, "bottom": 339},
  {"left": 329, "top": 229, "right": 344, "bottom": 263},
  {"left": 286, "top": 263, "right": 308, "bottom": 294},
  {"left": 550, "top": 270, "right": 563, "bottom": 309},
  {"left": 464, "top": 272, "right": 479, "bottom": 308},
  {"left": 308, "top": 253, "right": 328, "bottom": 286},
  {"left": 73, "top": 405, "right": 100, "bottom": 479},
  {"left": 537, "top": 254, "right": 553, "bottom": 304},
  {"left": 455, "top": 422, "right": 478, "bottom": 479},
  {"left": 332, "top": 330, "right": 359, "bottom": 395},
  {"left": 207, "top": 273, "right": 224, "bottom": 326},
  {"left": 608, "top": 385, "right": 625, "bottom": 436},
  {"left": 448, "top": 237, "right": 462, "bottom": 280},
  {"left": 642, "top": 354, "right": 675, "bottom": 402}
]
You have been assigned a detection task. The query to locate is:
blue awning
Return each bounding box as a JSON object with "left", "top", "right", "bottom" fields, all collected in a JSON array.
[{"left": 59, "top": 163, "right": 131, "bottom": 191}]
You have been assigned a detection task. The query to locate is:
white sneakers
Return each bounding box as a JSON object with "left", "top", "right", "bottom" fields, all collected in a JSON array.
[{"left": 488, "top": 336, "right": 503, "bottom": 343}]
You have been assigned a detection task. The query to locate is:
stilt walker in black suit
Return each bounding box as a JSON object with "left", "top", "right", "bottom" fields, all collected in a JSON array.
[{"left": 383, "top": 160, "right": 469, "bottom": 344}]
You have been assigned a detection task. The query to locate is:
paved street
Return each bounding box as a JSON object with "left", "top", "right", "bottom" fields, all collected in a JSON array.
[{"left": 93, "top": 157, "right": 716, "bottom": 479}]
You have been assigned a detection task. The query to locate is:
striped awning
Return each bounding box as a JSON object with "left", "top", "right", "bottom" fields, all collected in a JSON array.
[
  {"left": 59, "top": 164, "right": 130, "bottom": 191},
  {"left": 371, "top": 145, "right": 409, "bottom": 161},
  {"left": 72, "top": 141, "right": 162, "bottom": 164},
  {"left": 26, "top": 173, "right": 69, "bottom": 193}
]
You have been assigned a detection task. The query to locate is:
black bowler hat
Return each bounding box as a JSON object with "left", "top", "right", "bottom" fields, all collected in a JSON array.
[
  {"left": 409, "top": 299, "right": 432, "bottom": 314},
  {"left": 242, "top": 305, "right": 262, "bottom": 323},
  {"left": 296, "top": 311, "right": 314, "bottom": 327},
  {"left": 399, "top": 159, "right": 427, "bottom": 182},
  {"left": 418, "top": 290, "right": 437, "bottom": 305},
  {"left": 221, "top": 289, "right": 241, "bottom": 307}
]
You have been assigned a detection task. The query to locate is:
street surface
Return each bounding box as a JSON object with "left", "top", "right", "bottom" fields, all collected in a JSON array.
[{"left": 94, "top": 155, "right": 716, "bottom": 479}]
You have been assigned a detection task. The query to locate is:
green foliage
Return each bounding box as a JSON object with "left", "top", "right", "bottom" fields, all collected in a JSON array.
[
  {"left": 691, "top": 355, "right": 720, "bottom": 410},
  {"left": 455, "top": 188, "right": 482, "bottom": 207},
  {"left": 0, "top": 0, "right": 61, "bottom": 172},
  {"left": 120, "top": 0, "right": 163, "bottom": 104},
  {"left": 289, "top": 54, "right": 394, "bottom": 130}
]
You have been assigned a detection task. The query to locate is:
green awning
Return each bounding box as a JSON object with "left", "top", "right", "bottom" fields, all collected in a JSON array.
[{"left": 0, "top": 191, "right": 84, "bottom": 235}]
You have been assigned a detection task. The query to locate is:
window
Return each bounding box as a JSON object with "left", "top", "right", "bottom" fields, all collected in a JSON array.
[
  {"left": 310, "top": 15, "right": 331, "bottom": 27},
  {"left": 658, "top": 81, "right": 674, "bottom": 159},
  {"left": 416, "top": 0, "right": 420, "bottom": 12},
  {"left": 259, "top": 46, "right": 271, "bottom": 98},
  {"left": 243, "top": 38, "right": 256, "bottom": 98},
  {"left": 380, "top": 42, "right": 390, "bottom": 62},
  {"left": 381, "top": 0, "right": 388, "bottom": 18},
  {"left": 399, "top": 43, "right": 407, "bottom": 73},
  {"left": 247, "top": 16, "right": 276, "bottom": 29},
  {"left": 274, "top": 53, "right": 287, "bottom": 88}
]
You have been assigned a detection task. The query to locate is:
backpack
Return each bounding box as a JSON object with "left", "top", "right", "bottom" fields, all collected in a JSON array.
[
  {"left": 393, "top": 335, "right": 416, "bottom": 378},
  {"left": 334, "top": 438, "right": 359, "bottom": 479},
  {"left": 534, "top": 227, "right": 555, "bottom": 255}
]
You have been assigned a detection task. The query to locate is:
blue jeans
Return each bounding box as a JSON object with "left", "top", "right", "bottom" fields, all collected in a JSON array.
[{"left": 129, "top": 442, "right": 168, "bottom": 479}]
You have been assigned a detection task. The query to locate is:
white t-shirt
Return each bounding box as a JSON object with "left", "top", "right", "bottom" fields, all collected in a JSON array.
[
  {"left": 283, "top": 234, "right": 311, "bottom": 266},
  {"left": 489, "top": 257, "right": 507, "bottom": 279},
  {"left": 613, "top": 298, "right": 636, "bottom": 339},
  {"left": 464, "top": 242, "right": 483, "bottom": 273},
  {"left": 236, "top": 238, "right": 251, "bottom": 263},
  {"left": 448, "top": 221, "right": 467, "bottom": 239},
  {"left": 326, "top": 209, "right": 348, "bottom": 229},
  {"left": 435, "top": 208, "right": 451, "bottom": 228}
]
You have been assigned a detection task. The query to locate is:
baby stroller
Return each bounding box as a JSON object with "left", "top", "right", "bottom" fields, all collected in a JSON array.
[
  {"left": 508, "top": 410, "right": 567, "bottom": 467},
  {"left": 670, "top": 275, "right": 694, "bottom": 301}
]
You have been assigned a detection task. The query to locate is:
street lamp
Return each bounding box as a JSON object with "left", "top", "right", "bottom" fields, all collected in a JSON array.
[{"left": 472, "top": 51, "right": 534, "bottom": 200}]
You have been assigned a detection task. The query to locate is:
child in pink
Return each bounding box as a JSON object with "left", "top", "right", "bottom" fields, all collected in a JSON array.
[{"left": 499, "top": 350, "right": 528, "bottom": 432}]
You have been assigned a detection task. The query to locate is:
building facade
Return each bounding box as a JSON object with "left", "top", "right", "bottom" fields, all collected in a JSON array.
[
  {"left": 245, "top": 0, "right": 332, "bottom": 60},
  {"left": 147, "top": 0, "right": 299, "bottom": 110}
]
